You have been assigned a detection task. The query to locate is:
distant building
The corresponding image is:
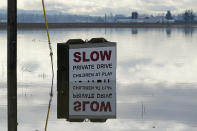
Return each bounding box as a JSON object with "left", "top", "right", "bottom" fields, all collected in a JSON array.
[
  {"left": 131, "top": 12, "right": 138, "bottom": 19},
  {"left": 114, "top": 14, "right": 126, "bottom": 19},
  {"left": 114, "top": 14, "right": 127, "bottom": 22},
  {"left": 115, "top": 18, "right": 131, "bottom": 23},
  {"left": 115, "top": 17, "right": 176, "bottom": 23},
  {"left": 115, "top": 18, "right": 143, "bottom": 23},
  {"left": 141, "top": 16, "right": 175, "bottom": 23}
]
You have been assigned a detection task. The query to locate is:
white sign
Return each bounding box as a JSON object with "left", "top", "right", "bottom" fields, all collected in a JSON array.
[
  {"left": 69, "top": 46, "right": 116, "bottom": 119},
  {"left": 69, "top": 47, "right": 116, "bottom": 82}
]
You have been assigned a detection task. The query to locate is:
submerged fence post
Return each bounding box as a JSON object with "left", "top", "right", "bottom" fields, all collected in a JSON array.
[{"left": 7, "top": 0, "right": 17, "bottom": 130}]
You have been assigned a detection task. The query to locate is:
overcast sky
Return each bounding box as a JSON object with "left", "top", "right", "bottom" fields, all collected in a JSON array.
[{"left": 0, "top": 0, "right": 197, "bottom": 15}]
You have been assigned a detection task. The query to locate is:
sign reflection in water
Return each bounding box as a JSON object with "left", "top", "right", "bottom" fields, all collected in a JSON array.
[{"left": 69, "top": 82, "right": 116, "bottom": 119}]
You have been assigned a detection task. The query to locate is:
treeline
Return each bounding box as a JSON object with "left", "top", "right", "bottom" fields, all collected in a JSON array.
[
  {"left": 0, "top": 9, "right": 197, "bottom": 23},
  {"left": 165, "top": 9, "right": 196, "bottom": 23},
  {"left": 0, "top": 13, "right": 105, "bottom": 23}
]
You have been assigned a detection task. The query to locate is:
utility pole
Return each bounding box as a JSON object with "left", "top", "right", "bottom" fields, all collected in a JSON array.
[{"left": 7, "top": 0, "right": 17, "bottom": 130}]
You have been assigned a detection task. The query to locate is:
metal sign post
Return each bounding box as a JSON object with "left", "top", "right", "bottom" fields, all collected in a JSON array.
[{"left": 7, "top": 0, "right": 17, "bottom": 130}]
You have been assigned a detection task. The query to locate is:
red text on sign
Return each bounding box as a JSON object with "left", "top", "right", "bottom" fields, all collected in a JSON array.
[
  {"left": 73, "top": 101, "right": 112, "bottom": 112},
  {"left": 73, "top": 50, "right": 112, "bottom": 62}
]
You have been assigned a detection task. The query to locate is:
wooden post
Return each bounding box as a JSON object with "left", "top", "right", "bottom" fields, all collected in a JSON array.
[{"left": 7, "top": 0, "right": 17, "bottom": 130}]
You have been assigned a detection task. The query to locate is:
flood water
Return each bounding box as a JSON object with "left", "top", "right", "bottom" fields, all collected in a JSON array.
[{"left": 1, "top": 28, "right": 197, "bottom": 131}]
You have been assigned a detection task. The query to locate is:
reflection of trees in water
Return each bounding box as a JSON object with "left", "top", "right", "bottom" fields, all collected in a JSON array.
[
  {"left": 166, "top": 28, "right": 171, "bottom": 37},
  {"left": 184, "top": 27, "right": 194, "bottom": 36},
  {"left": 165, "top": 27, "right": 194, "bottom": 37},
  {"left": 131, "top": 28, "right": 138, "bottom": 35}
]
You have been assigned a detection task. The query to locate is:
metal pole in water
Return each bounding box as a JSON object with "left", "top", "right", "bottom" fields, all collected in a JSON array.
[{"left": 7, "top": 0, "right": 17, "bottom": 130}]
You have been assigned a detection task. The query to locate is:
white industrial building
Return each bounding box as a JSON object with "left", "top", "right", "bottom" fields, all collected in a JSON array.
[{"left": 115, "top": 16, "right": 175, "bottom": 23}]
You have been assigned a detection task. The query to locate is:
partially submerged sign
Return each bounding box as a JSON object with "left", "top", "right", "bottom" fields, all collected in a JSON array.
[{"left": 57, "top": 38, "right": 116, "bottom": 122}]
